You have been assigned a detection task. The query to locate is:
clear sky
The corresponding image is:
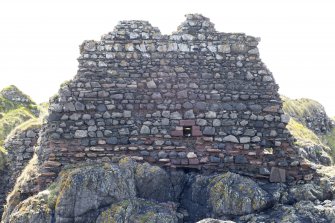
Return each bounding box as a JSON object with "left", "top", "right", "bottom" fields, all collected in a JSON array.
[{"left": 0, "top": 0, "right": 334, "bottom": 116}]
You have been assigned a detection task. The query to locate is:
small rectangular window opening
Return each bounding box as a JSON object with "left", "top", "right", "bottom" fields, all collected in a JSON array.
[{"left": 183, "top": 126, "right": 192, "bottom": 137}]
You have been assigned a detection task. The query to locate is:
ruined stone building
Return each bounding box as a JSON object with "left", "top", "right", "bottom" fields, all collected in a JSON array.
[{"left": 38, "top": 14, "right": 314, "bottom": 186}]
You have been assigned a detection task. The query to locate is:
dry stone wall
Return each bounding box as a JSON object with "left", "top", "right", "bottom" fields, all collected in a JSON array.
[{"left": 38, "top": 14, "right": 314, "bottom": 187}]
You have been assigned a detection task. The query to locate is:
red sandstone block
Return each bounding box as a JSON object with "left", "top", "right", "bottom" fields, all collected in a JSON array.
[
  {"left": 193, "top": 126, "right": 200, "bottom": 130},
  {"left": 189, "top": 158, "right": 200, "bottom": 165},
  {"left": 300, "top": 162, "right": 311, "bottom": 168},
  {"left": 234, "top": 145, "right": 244, "bottom": 150},
  {"left": 180, "top": 120, "right": 196, "bottom": 126},
  {"left": 192, "top": 130, "right": 203, "bottom": 137},
  {"left": 171, "top": 130, "right": 183, "bottom": 137},
  {"left": 202, "top": 137, "right": 213, "bottom": 142},
  {"left": 281, "top": 142, "right": 290, "bottom": 148},
  {"left": 144, "top": 157, "right": 156, "bottom": 163},
  {"left": 206, "top": 148, "right": 221, "bottom": 153},
  {"left": 195, "top": 145, "right": 206, "bottom": 151},
  {"left": 228, "top": 150, "right": 240, "bottom": 155},
  {"left": 43, "top": 161, "right": 62, "bottom": 167},
  {"left": 171, "top": 159, "right": 181, "bottom": 165},
  {"left": 40, "top": 172, "right": 56, "bottom": 177}
]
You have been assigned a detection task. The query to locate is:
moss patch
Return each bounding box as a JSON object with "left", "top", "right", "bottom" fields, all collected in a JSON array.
[{"left": 98, "top": 200, "right": 132, "bottom": 223}]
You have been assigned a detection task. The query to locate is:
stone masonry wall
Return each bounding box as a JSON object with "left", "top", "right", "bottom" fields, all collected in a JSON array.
[
  {"left": 37, "top": 14, "right": 314, "bottom": 187},
  {"left": 0, "top": 126, "right": 39, "bottom": 217}
]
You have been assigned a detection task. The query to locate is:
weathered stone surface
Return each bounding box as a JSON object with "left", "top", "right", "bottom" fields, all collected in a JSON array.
[
  {"left": 140, "top": 125, "right": 150, "bottom": 134},
  {"left": 3, "top": 159, "right": 334, "bottom": 223},
  {"left": 54, "top": 159, "right": 137, "bottom": 222},
  {"left": 203, "top": 127, "right": 215, "bottom": 136},
  {"left": 209, "top": 172, "right": 272, "bottom": 216},
  {"left": 96, "top": 198, "right": 179, "bottom": 223},
  {"left": 135, "top": 162, "right": 184, "bottom": 202},
  {"left": 223, "top": 135, "right": 239, "bottom": 143},
  {"left": 270, "top": 167, "right": 286, "bottom": 183},
  {"left": 74, "top": 130, "right": 88, "bottom": 138}
]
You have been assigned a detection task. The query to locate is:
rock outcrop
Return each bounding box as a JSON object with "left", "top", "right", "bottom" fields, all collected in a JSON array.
[
  {"left": 282, "top": 96, "right": 334, "bottom": 134},
  {"left": 3, "top": 158, "right": 335, "bottom": 222},
  {"left": 0, "top": 86, "right": 39, "bottom": 146},
  {"left": 283, "top": 96, "right": 335, "bottom": 166}
]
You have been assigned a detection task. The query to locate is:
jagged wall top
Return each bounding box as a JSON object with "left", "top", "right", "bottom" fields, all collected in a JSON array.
[
  {"left": 176, "top": 14, "right": 216, "bottom": 34},
  {"left": 79, "top": 14, "right": 259, "bottom": 58}
]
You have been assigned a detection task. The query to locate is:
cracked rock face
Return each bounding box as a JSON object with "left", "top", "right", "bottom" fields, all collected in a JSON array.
[
  {"left": 3, "top": 158, "right": 335, "bottom": 223},
  {"left": 208, "top": 172, "right": 272, "bottom": 216}
]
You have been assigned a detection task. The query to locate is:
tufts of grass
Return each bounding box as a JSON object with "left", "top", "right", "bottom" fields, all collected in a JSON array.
[
  {"left": 322, "top": 128, "right": 335, "bottom": 158},
  {"left": 0, "top": 107, "right": 35, "bottom": 144},
  {"left": 47, "top": 182, "right": 61, "bottom": 209},
  {"left": 281, "top": 96, "right": 325, "bottom": 120},
  {"left": 0, "top": 85, "right": 36, "bottom": 113},
  {"left": 287, "top": 118, "right": 322, "bottom": 146}
]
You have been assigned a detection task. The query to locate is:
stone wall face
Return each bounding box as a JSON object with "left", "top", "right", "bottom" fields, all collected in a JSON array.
[
  {"left": 38, "top": 14, "right": 313, "bottom": 186},
  {"left": 0, "top": 127, "right": 39, "bottom": 217}
]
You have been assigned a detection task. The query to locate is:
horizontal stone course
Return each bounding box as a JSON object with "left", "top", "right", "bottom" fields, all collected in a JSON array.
[{"left": 37, "top": 14, "right": 314, "bottom": 188}]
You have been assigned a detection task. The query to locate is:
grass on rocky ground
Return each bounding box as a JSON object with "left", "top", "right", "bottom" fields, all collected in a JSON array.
[
  {"left": 282, "top": 96, "right": 325, "bottom": 120},
  {"left": 0, "top": 107, "right": 36, "bottom": 146},
  {"left": 287, "top": 118, "right": 322, "bottom": 147},
  {"left": 0, "top": 146, "right": 7, "bottom": 171},
  {"left": 322, "top": 128, "right": 335, "bottom": 158}
]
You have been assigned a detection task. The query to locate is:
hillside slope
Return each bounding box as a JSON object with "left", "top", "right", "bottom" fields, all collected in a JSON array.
[
  {"left": 282, "top": 96, "right": 333, "bottom": 134},
  {"left": 0, "top": 85, "right": 40, "bottom": 146},
  {"left": 282, "top": 96, "right": 335, "bottom": 165}
]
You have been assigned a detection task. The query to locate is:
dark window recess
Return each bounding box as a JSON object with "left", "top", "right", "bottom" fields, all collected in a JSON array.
[{"left": 183, "top": 126, "right": 192, "bottom": 137}]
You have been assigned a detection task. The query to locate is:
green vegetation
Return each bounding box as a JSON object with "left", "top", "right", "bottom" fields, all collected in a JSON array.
[
  {"left": 0, "top": 85, "right": 46, "bottom": 171},
  {"left": 282, "top": 96, "right": 324, "bottom": 120},
  {"left": 322, "top": 128, "right": 335, "bottom": 157},
  {"left": 283, "top": 95, "right": 335, "bottom": 160},
  {"left": 287, "top": 118, "right": 322, "bottom": 146},
  {"left": 0, "top": 107, "right": 36, "bottom": 146},
  {"left": 0, "top": 147, "right": 6, "bottom": 171},
  {"left": 0, "top": 85, "right": 35, "bottom": 112},
  {"left": 47, "top": 182, "right": 61, "bottom": 209}
]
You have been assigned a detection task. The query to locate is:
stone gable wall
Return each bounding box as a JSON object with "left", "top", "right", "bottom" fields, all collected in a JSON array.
[{"left": 37, "top": 14, "right": 314, "bottom": 187}]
